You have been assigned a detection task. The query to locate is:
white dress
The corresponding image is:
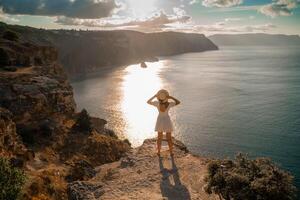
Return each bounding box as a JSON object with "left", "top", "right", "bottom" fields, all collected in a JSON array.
[{"left": 149, "top": 101, "right": 176, "bottom": 132}]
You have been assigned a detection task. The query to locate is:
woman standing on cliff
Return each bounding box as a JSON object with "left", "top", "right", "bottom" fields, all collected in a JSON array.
[{"left": 147, "top": 89, "right": 180, "bottom": 156}]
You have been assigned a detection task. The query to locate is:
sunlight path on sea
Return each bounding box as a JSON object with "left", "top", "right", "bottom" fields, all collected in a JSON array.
[{"left": 120, "top": 62, "right": 164, "bottom": 147}]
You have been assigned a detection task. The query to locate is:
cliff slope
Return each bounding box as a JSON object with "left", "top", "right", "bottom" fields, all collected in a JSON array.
[{"left": 0, "top": 32, "right": 130, "bottom": 199}]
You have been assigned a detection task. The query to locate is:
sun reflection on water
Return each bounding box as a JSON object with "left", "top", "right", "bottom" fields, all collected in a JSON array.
[{"left": 121, "top": 62, "right": 164, "bottom": 147}]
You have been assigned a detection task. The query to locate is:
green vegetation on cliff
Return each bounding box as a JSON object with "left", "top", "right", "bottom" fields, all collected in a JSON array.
[
  {"left": 205, "top": 153, "right": 297, "bottom": 200},
  {"left": 0, "top": 157, "right": 26, "bottom": 200}
]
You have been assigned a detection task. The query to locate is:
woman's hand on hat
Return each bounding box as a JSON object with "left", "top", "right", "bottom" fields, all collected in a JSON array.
[
  {"left": 147, "top": 94, "right": 158, "bottom": 104},
  {"left": 169, "top": 95, "right": 181, "bottom": 105}
]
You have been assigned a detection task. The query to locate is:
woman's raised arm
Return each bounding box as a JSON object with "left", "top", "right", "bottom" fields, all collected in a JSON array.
[
  {"left": 147, "top": 94, "right": 157, "bottom": 105},
  {"left": 168, "top": 96, "right": 181, "bottom": 105}
]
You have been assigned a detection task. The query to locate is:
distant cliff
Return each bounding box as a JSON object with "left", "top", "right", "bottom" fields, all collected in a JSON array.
[
  {"left": 209, "top": 33, "right": 300, "bottom": 46},
  {"left": 0, "top": 22, "right": 218, "bottom": 76}
]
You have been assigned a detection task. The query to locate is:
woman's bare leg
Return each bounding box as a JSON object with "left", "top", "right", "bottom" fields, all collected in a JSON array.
[
  {"left": 166, "top": 132, "right": 173, "bottom": 155},
  {"left": 157, "top": 132, "right": 163, "bottom": 155}
]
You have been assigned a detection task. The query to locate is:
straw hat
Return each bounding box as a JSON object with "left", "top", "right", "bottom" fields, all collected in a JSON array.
[{"left": 156, "top": 89, "right": 169, "bottom": 102}]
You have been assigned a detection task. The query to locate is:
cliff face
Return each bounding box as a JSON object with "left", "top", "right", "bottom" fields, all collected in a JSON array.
[
  {"left": 0, "top": 22, "right": 218, "bottom": 76},
  {"left": 0, "top": 32, "right": 130, "bottom": 199},
  {"left": 129, "top": 31, "right": 218, "bottom": 56},
  {"left": 58, "top": 31, "right": 218, "bottom": 75},
  {"left": 0, "top": 38, "right": 76, "bottom": 125},
  {"left": 0, "top": 108, "right": 29, "bottom": 160}
]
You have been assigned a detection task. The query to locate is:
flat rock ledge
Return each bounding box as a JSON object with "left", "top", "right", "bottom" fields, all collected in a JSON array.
[{"left": 68, "top": 138, "right": 218, "bottom": 200}]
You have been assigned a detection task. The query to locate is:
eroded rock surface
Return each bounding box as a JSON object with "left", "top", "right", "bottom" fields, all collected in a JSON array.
[
  {"left": 0, "top": 39, "right": 75, "bottom": 123},
  {"left": 0, "top": 107, "right": 29, "bottom": 160},
  {"left": 70, "top": 139, "right": 218, "bottom": 200},
  {"left": 0, "top": 34, "right": 131, "bottom": 199}
]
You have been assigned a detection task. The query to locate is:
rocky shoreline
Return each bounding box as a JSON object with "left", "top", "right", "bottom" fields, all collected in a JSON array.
[{"left": 0, "top": 22, "right": 218, "bottom": 77}]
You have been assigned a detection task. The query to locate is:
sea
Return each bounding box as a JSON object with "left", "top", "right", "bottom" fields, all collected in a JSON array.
[{"left": 71, "top": 46, "right": 300, "bottom": 190}]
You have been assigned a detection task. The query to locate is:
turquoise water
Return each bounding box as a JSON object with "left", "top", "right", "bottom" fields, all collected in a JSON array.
[{"left": 72, "top": 46, "right": 300, "bottom": 189}]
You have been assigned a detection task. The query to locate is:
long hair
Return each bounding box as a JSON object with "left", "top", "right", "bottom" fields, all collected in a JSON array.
[
  {"left": 158, "top": 99, "right": 168, "bottom": 104},
  {"left": 158, "top": 99, "right": 169, "bottom": 111}
]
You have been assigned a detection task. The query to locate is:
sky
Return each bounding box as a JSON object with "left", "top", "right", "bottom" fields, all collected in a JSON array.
[{"left": 0, "top": 0, "right": 299, "bottom": 35}]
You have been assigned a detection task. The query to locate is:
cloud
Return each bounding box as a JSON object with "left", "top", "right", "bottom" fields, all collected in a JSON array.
[
  {"left": 143, "top": 15, "right": 276, "bottom": 34},
  {"left": 0, "top": 0, "right": 120, "bottom": 19},
  {"left": 194, "top": 22, "right": 276, "bottom": 34},
  {"left": 224, "top": 17, "right": 242, "bottom": 22},
  {"left": 189, "top": 0, "right": 199, "bottom": 4},
  {"left": 173, "top": 7, "right": 187, "bottom": 16},
  {"left": 0, "top": 8, "right": 19, "bottom": 22},
  {"left": 259, "top": 0, "right": 300, "bottom": 17},
  {"left": 242, "top": 23, "right": 276, "bottom": 32},
  {"left": 154, "top": 0, "right": 192, "bottom": 14},
  {"left": 54, "top": 6, "right": 277, "bottom": 35},
  {"left": 55, "top": 10, "right": 191, "bottom": 32},
  {"left": 206, "top": 5, "right": 259, "bottom": 12},
  {"left": 202, "top": 0, "right": 243, "bottom": 7}
]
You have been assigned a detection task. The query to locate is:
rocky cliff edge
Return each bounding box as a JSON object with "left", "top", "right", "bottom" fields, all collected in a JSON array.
[{"left": 68, "top": 138, "right": 218, "bottom": 200}]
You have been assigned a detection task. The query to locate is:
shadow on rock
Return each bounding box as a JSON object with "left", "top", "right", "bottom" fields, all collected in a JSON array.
[{"left": 159, "top": 155, "right": 191, "bottom": 200}]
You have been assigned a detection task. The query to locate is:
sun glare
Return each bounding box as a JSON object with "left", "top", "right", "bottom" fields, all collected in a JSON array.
[
  {"left": 127, "top": 0, "right": 156, "bottom": 17},
  {"left": 121, "top": 62, "right": 164, "bottom": 147}
]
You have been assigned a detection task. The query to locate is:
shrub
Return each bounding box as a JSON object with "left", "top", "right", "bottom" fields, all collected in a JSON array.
[
  {"left": 3, "top": 66, "right": 17, "bottom": 72},
  {"left": 0, "top": 157, "right": 26, "bottom": 200},
  {"left": 123, "top": 139, "right": 131, "bottom": 146},
  {"left": 2, "top": 30, "right": 19, "bottom": 41},
  {"left": 73, "top": 109, "right": 92, "bottom": 133},
  {"left": 204, "top": 153, "right": 297, "bottom": 200},
  {"left": 34, "top": 57, "right": 43, "bottom": 65},
  {"left": 0, "top": 48, "right": 10, "bottom": 66},
  {"left": 16, "top": 124, "right": 36, "bottom": 145},
  {"left": 39, "top": 119, "right": 55, "bottom": 138},
  {"left": 65, "top": 160, "right": 96, "bottom": 182},
  {"left": 104, "top": 128, "right": 118, "bottom": 138}
]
